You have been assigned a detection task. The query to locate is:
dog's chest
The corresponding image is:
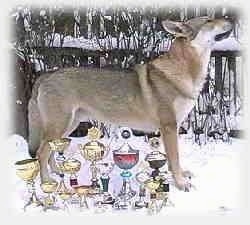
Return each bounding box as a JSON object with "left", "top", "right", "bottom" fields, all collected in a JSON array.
[{"left": 173, "top": 96, "right": 196, "bottom": 125}]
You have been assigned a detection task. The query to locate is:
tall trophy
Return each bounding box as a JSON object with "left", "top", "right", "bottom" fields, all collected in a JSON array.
[
  {"left": 113, "top": 127, "right": 139, "bottom": 209},
  {"left": 48, "top": 138, "right": 71, "bottom": 193},
  {"left": 78, "top": 127, "right": 109, "bottom": 193},
  {"left": 15, "top": 158, "right": 44, "bottom": 211},
  {"left": 146, "top": 137, "right": 173, "bottom": 209},
  {"left": 145, "top": 137, "right": 169, "bottom": 192}
]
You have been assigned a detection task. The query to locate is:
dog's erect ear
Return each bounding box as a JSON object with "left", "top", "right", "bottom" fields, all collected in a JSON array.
[{"left": 162, "top": 20, "right": 193, "bottom": 38}]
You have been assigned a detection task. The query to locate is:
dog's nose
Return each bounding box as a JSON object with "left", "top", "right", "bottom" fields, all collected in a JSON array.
[{"left": 223, "top": 16, "right": 235, "bottom": 25}]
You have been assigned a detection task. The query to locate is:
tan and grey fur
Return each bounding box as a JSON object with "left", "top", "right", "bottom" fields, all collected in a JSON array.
[{"left": 28, "top": 17, "right": 233, "bottom": 191}]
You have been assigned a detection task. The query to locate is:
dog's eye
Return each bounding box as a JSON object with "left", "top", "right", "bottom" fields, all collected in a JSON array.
[{"left": 207, "top": 19, "right": 212, "bottom": 23}]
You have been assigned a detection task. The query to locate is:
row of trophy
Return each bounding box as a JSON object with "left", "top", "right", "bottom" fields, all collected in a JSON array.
[{"left": 15, "top": 127, "right": 174, "bottom": 214}]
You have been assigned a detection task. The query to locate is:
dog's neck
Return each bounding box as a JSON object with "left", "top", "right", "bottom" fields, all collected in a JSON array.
[
  {"left": 168, "top": 38, "right": 203, "bottom": 81},
  {"left": 190, "top": 32, "right": 214, "bottom": 57},
  {"left": 190, "top": 34, "right": 213, "bottom": 95}
]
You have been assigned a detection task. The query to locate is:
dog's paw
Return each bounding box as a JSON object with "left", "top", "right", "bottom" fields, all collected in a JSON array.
[
  {"left": 181, "top": 170, "right": 194, "bottom": 179},
  {"left": 174, "top": 174, "right": 192, "bottom": 192}
]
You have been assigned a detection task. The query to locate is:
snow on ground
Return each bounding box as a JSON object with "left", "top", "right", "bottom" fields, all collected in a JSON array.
[
  {"left": 46, "top": 33, "right": 241, "bottom": 52},
  {"left": 7, "top": 132, "right": 246, "bottom": 215}
]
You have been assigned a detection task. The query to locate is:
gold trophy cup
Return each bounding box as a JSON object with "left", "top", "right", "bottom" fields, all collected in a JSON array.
[
  {"left": 40, "top": 181, "right": 59, "bottom": 211},
  {"left": 136, "top": 172, "right": 161, "bottom": 215},
  {"left": 63, "top": 158, "right": 81, "bottom": 187},
  {"left": 144, "top": 177, "right": 161, "bottom": 215},
  {"left": 78, "top": 127, "right": 109, "bottom": 193},
  {"left": 15, "top": 158, "right": 44, "bottom": 211}
]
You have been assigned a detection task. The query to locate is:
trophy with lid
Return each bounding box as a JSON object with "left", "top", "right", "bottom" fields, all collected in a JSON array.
[
  {"left": 146, "top": 137, "right": 173, "bottom": 209},
  {"left": 145, "top": 137, "right": 170, "bottom": 192},
  {"left": 78, "top": 127, "right": 109, "bottom": 193}
]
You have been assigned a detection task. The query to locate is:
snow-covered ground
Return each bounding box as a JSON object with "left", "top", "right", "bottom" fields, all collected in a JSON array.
[
  {"left": 7, "top": 132, "right": 246, "bottom": 215},
  {"left": 46, "top": 33, "right": 242, "bottom": 52}
]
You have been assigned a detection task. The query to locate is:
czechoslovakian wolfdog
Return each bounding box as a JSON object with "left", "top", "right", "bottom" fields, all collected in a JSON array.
[{"left": 28, "top": 17, "right": 232, "bottom": 191}]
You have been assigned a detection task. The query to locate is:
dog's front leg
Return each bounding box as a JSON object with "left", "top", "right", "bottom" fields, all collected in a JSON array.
[{"left": 161, "top": 123, "right": 191, "bottom": 191}]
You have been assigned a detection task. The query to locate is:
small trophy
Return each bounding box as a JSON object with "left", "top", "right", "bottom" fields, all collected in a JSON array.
[
  {"left": 40, "top": 181, "right": 59, "bottom": 211},
  {"left": 133, "top": 184, "right": 148, "bottom": 209},
  {"left": 63, "top": 158, "right": 81, "bottom": 187},
  {"left": 144, "top": 177, "right": 161, "bottom": 215},
  {"left": 15, "top": 158, "right": 44, "bottom": 211},
  {"left": 136, "top": 172, "right": 162, "bottom": 215},
  {"left": 97, "top": 162, "right": 115, "bottom": 204},
  {"left": 79, "top": 127, "right": 109, "bottom": 193},
  {"left": 73, "top": 185, "right": 92, "bottom": 211}
]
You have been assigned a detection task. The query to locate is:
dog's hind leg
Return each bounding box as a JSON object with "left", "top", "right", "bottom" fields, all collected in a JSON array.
[
  {"left": 48, "top": 115, "right": 81, "bottom": 175},
  {"left": 37, "top": 99, "right": 77, "bottom": 182}
]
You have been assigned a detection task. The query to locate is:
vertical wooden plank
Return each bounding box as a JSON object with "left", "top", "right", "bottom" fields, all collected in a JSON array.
[
  {"left": 228, "top": 56, "right": 237, "bottom": 115},
  {"left": 186, "top": 6, "right": 196, "bottom": 19},
  {"left": 215, "top": 56, "right": 223, "bottom": 93},
  {"left": 214, "top": 6, "right": 223, "bottom": 18},
  {"left": 79, "top": 7, "right": 88, "bottom": 38},
  {"left": 199, "top": 7, "right": 207, "bottom": 16}
]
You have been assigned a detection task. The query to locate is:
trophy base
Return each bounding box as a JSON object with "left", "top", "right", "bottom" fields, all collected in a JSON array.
[
  {"left": 113, "top": 198, "right": 131, "bottom": 210},
  {"left": 88, "top": 187, "right": 101, "bottom": 196},
  {"left": 23, "top": 193, "right": 44, "bottom": 211},
  {"left": 101, "top": 193, "right": 115, "bottom": 204},
  {"left": 43, "top": 205, "right": 61, "bottom": 212},
  {"left": 147, "top": 200, "right": 159, "bottom": 215},
  {"left": 118, "top": 190, "right": 136, "bottom": 200},
  {"left": 133, "top": 200, "right": 148, "bottom": 209},
  {"left": 118, "top": 179, "right": 136, "bottom": 200}
]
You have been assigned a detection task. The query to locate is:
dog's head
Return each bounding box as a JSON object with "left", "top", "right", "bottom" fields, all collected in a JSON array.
[{"left": 162, "top": 17, "right": 233, "bottom": 46}]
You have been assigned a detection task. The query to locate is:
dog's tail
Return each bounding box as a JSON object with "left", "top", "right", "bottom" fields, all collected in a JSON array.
[
  {"left": 28, "top": 76, "right": 45, "bottom": 158},
  {"left": 28, "top": 97, "right": 42, "bottom": 158}
]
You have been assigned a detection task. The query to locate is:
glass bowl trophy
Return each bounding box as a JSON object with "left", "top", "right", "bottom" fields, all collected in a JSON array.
[
  {"left": 113, "top": 127, "right": 139, "bottom": 210},
  {"left": 15, "top": 158, "right": 44, "bottom": 211},
  {"left": 78, "top": 127, "right": 109, "bottom": 194}
]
